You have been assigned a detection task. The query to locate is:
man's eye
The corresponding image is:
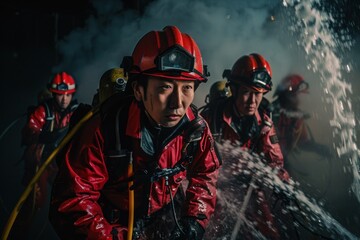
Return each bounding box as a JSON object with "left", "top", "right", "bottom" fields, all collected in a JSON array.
[
  {"left": 160, "top": 85, "right": 172, "bottom": 90},
  {"left": 183, "top": 85, "right": 193, "bottom": 91}
]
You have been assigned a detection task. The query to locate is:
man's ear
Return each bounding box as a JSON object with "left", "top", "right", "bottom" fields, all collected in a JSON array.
[{"left": 132, "top": 81, "right": 144, "bottom": 102}]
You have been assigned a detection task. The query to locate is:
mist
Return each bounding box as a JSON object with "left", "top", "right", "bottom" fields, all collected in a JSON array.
[{"left": 53, "top": 0, "right": 296, "bottom": 105}]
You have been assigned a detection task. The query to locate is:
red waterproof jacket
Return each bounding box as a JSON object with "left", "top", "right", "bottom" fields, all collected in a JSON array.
[
  {"left": 202, "top": 99, "right": 284, "bottom": 167},
  {"left": 201, "top": 98, "right": 289, "bottom": 239},
  {"left": 50, "top": 99, "right": 220, "bottom": 240},
  {"left": 21, "top": 99, "right": 76, "bottom": 207},
  {"left": 22, "top": 101, "right": 73, "bottom": 146},
  {"left": 275, "top": 109, "right": 311, "bottom": 157}
]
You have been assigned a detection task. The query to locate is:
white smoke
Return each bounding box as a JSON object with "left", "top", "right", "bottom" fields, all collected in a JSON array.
[{"left": 52, "top": 0, "right": 295, "bottom": 106}]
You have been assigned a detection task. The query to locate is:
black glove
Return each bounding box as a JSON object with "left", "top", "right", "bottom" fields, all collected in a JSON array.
[{"left": 170, "top": 217, "right": 205, "bottom": 240}]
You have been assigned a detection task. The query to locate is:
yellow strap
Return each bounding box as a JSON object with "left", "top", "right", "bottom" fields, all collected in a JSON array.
[{"left": 127, "top": 152, "right": 134, "bottom": 240}]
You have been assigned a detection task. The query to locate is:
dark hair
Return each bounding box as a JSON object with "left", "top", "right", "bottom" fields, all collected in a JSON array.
[{"left": 125, "top": 74, "right": 149, "bottom": 100}]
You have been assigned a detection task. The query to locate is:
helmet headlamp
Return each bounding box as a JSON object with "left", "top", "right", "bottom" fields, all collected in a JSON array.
[
  {"left": 155, "top": 45, "right": 195, "bottom": 72},
  {"left": 252, "top": 70, "right": 272, "bottom": 90},
  {"left": 55, "top": 83, "right": 69, "bottom": 91}
]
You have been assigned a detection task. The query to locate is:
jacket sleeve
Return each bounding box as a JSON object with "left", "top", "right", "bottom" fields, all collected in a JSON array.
[
  {"left": 260, "top": 119, "right": 290, "bottom": 181},
  {"left": 22, "top": 105, "right": 46, "bottom": 145},
  {"left": 183, "top": 124, "right": 220, "bottom": 229},
  {"left": 49, "top": 116, "right": 120, "bottom": 240}
]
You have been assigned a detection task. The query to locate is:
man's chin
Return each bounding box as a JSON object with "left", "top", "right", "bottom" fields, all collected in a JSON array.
[
  {"left": 60, "top": 105, "right": 69, "bottom": 110},
  {"left": 160, "top": 120, "right": 181, "bottom": 128},
  {"left": 243, "top": 110, "right": 256, "bottom": 116}
]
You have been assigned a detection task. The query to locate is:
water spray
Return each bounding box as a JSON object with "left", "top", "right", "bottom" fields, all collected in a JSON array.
[{"left": 283, "top": 0, "right": 360, "bottom": 202}]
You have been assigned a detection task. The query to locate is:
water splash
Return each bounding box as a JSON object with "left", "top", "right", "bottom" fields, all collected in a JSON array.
[
  {"left": 283, "top": 0, "right": 360, "bottom": 202},
  {"left": 209, "top": 142, "right": 358, "bottom": 239}
]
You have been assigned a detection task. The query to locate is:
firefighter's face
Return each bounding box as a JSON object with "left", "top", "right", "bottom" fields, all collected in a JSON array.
[
  {"left": 54, "top": 93, "right": 73, "bottom": 110},
  {"left": 234, "top": 85, "right": 263, "bottom": 116},
  {"left": 134, "top": 77, "right": 195, "bottom": 127}
]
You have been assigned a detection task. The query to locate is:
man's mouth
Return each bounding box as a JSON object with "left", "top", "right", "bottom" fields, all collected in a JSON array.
[{"left": 166, "top": 114, "right": 182, "bottom": 120}]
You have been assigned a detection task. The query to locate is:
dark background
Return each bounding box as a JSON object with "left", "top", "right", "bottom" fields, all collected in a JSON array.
[{"left": 1, "top": 0, "right": 360, "bottom": 239}]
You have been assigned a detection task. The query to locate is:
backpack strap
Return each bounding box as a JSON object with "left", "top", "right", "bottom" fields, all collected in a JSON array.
[
  {"left": 41, "top": 100, "right": 55, "bottom": 132},
  {"left": 203, "top": 98, "right": 226, "bottom": 142}
]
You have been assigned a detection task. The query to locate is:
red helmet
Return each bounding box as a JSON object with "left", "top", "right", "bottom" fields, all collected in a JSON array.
[
  {"left": 49, "top": 72, "right": 76, "bottom": 94},
  {"left": 129, "top": 26, "right": 208, "bottom": 82},
  {"left": 224, "top": 53, "right": 272, "bottom": 93},
  {"left": 274, "top": 74, "right": 309, "bottom": 97}
]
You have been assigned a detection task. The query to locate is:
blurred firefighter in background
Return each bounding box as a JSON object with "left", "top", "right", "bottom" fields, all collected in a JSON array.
[
  {"left": 10, "top": 72, "right": 78, "bottom": 239},
  {"left": 272, "top": 74, "right": 331, "bottom": 159},
  {"left": 272, "top": 74, "right": 332, "bottom": 199}
]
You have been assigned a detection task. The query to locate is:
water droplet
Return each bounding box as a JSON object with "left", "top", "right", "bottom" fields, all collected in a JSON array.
[{"left": 345, "top": 64, "right": 351, "bottom": 73}]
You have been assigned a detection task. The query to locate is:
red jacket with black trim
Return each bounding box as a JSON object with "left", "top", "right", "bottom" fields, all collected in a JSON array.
[{"left": 50, "top": 99, "right": 220, "bottom": 240}]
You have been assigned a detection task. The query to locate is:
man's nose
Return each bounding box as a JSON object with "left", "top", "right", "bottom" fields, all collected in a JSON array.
[
  {"left": 251, "top": 92, "right": 258, "bottom": 101},
  {"left": 169, "top": 88, "right": 182, "bottom": 109}
]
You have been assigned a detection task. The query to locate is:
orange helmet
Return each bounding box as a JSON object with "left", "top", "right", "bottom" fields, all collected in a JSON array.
[
  {"left": 129, "top": 26, "right": 209, "bottom": 82},
  {"left": 274, "top": 74, "right": 309, "bottom": 97},
  {"left": 49, "top": 72, "right": 76, "bottom": 94},
  {"left": 224, "top": 53, "right": 272, "bottom": 93}
]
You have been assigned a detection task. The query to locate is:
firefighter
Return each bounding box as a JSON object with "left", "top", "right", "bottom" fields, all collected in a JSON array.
[
  {"left": 272, "top": 74, "right": 331, "bottom": 197},
  {"left": 271, "top": 74, "right": 324, "bottom": 157},
  {"left": 49, "top": 26, "right": 220, "bottom": 240},
  {"left": 10, "top": 71, "right": 78, "bottom": 239},
  {"left": 201, "top": 53, "right": 290, "bottom": 239}
]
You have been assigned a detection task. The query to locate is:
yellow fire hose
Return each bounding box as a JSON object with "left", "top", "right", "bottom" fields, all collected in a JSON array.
[
  {"left": 1, "top": 105, "right": 99, "bottom": 240},
  {"left": 127, "top": 152, "right": 134, "bottom": 240}
]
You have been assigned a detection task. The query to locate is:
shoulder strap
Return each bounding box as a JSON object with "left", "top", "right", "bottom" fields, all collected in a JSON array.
[
  {"left": 206, "top": 98, "right": 226, "bottom": 142},
  {"left": 41, "top": 100, "right": 55, "bottom": 132},
  {"left": 43, "top": 100, "right": 54, "bottom": 121},
  {"left": 170, "top": 110, "right": 207, "bottom": 174}
]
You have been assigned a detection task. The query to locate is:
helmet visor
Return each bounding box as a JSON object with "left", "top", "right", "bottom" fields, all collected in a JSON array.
[
  {"left": 252, "top": 71, "right": 272, "bottom": 90},
  {"left": 230, "top": 69, "right": 272, "bottom": 91},
  {"left": 295, "top": 81, "right": 309, "bottom": 93},
  {"left": 56, "top": 83, "right": 69, "bottom": 91},
  {"left": 156, "top": 45, "right": 195, "bottom": 72}
]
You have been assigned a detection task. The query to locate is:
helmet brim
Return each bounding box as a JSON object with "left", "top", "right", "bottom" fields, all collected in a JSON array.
[
  {"left": 49, "top": 89, "right": 76, "bottom": 95},
  {"left": 139, "top": 71, "right": 206, "bottom": 82}
]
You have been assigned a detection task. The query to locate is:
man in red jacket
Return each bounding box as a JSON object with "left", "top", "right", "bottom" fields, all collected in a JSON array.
[
  {"left": 11, "top": 72, "right": 78, "bottom": 239},
  {"left": 49, "top": 26, "right": 220, "bottom": 240},
  {"left": 201, "top": 53, "right": 290, "bottom": 239}
]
